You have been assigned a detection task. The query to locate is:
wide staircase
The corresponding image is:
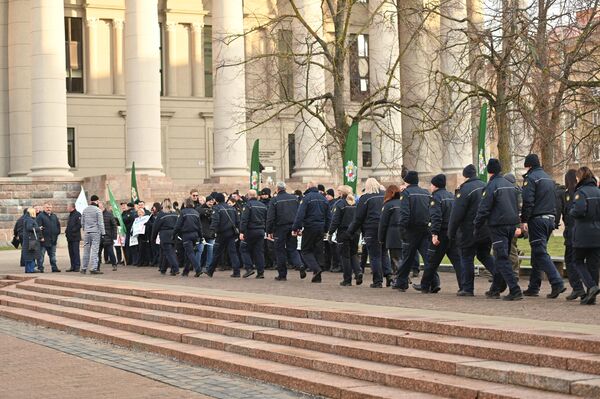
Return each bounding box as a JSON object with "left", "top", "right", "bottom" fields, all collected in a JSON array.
[{"left": 1, "top": 277, "right": 599, "bottom": 399}]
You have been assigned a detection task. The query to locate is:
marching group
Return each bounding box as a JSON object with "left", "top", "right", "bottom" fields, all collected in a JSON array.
[{"left": 13, "top": 153, "right": 600, "bottom": 305}]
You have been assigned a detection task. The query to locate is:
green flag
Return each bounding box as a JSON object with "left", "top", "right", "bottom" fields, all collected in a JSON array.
[
  {"left": 343, "top": 121, "right": 359, "bottom": 193},
  {"left": 108, "top": 185, "right": 126, "bottom": 236},
  {"left": 250, "top": 139, "right": 260, "bottom": 190},
  {"left": 477, "top": 103, "right": 488, "bottom": 183},
  {"left": 130, "top": 161, "right": 139, "bottom": 203}
]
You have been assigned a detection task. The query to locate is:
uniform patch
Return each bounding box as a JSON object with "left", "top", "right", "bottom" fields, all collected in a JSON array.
[
  {"left": 430, "top": 201, "right": 435, "bottom": 206},
  {"left": 524, "top": 181, "right": 528, "bottom": 186},
  {"left": 456, "top": 193, "right": 461, "bottom": 198},
  {"left": 566, "top": 195, "right": 570, "bottom": 201},
  {"left": 482, "top": 191, "right": 487, "bottom": 197},
  {"left": 575, "top": 194, "right": 580, "bottom": 200},
  {"left": 299, "top": 200, "right": 303, "bottom": 204},
  {"left": 400, "top": 195, "right": 404, "bottom": 200}
]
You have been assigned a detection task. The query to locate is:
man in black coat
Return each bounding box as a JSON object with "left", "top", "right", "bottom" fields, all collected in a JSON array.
[
  {"left": 521, "top": 153, "right": 566, "bottom": 298},
  {"left": 240, "top": 190, "right": 268, "bottom": 278},
  {"left": 36, "top": 202, "right": 62, "bottom": 272},
  {"left": 65, "top": 203, "right": 81, "bottom": 272},
  {"left": 100, "top": 204, "right": 118, "bottom": 270}
]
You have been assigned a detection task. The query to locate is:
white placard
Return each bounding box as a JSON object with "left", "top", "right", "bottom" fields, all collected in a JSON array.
[{"left": 132, "top": 215, "right": 150, "bottom": 236}]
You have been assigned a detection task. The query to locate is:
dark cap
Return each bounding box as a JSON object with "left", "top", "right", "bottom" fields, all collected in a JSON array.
[
  {"left": 463, "top": 164, "right": 477, "bottom": 178},
  {"left": 524, "top": 154, "right": 540, "bottom": 168},
  {"left": 326, "top": 188, "right": 335, "bottom": 197},
  {"left": 260, "top": 188, "right": 271, "bottom": 196},
  {"left": 487, "top": 158, "right": 502, "bottom": 175},
  {"left": 127, "top": 202, "right": 134, "bottom": 208},
  {"left": 431, "top": 174, "right": 446, "bottom": 189},
  {"left": 213, "top": 193, "right": 225, "bottom": 204},
  {"left": 404, "top": 171, "right": 419, "bottom": 185},
  {"left": 317, "top": 184, "right": 325, "bottom": 192},
  {"left": 90, "top": 195, "right": 99, "bottom": 202}
]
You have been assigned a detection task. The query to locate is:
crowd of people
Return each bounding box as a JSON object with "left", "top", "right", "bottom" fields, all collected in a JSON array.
[{"left": 12, "top": 153, "right": 600, "bottom": 305}]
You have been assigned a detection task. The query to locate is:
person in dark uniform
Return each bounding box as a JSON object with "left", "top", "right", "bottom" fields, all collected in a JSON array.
[
  {"left": 267, "top": 182, "right": 303, "bottom": 281},
  {"left": 198, "top": 195, "right": 216, "bottom": 272},
  {"left": 570, "top": 166, "right": 600, "bottom": 305},
  {"left": 521, "top": 154, "right": 566, "bottom": 298},
  {"left": 324, "top": 188, "right": 342, "bottom": 273},
  {"left": 122, "top": 202, "right": 136, "bottom": 265},
  {"left": 329, "top": 185, "right": 362, "bottom": 286},
  {"left": 414, "top": 174, "right": 462, "bottom": 293},
  {"left": 378, "top": 185, "right": 403, "bottom": 288},
  {"left": 65, "top": 203, "right": 81, "bottom": 272},
  {"left": 240, "top": 190, "right": 268, "bottom": 279},
  {"left": 292, "top": 181, "right": 330, "bottom": 283},
  {"left": 448, "top": 164, "right": 500, "bottom": 297},
  {"left": 206, "top": 193, "right": 242, "bottom": 277},
  {"left": 348, "top": 178, "right": 391, "bottom": 288},
  {"left": 260, "top": 188, "right": 276, "bottom": 270},
  {"left": 474, "top": 159, "right": 523, "bottom": 301},
  {"left": 557, "top": 169, "right": 585, "bottom": 300},
  {"left": 392, "top": 171, "right": 431, "bottom": 291},
  {"left": 173, "top": 198, "right": 203, "bottom": 277},
  {"left": 152, "top": 199, "right": 180, "bottom": 275}
]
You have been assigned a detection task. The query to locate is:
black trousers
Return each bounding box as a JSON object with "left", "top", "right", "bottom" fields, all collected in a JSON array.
[
  {"left": 338, "top": 232, "right": 360, "bottom": 283},
  {"left": 300, "top": 228, "right": 324, "bottom": 273}
]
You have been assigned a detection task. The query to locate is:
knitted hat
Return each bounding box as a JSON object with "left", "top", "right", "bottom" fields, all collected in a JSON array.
[
  {"left": 326, "top": 188, "right": 335, "bottom": 197},
  {"left": 463, "top": 164, "right": 477, "bottom": 178},
  {"left": 431, "top": 174, "right": 446, "bottom": 189},
  {"left": 404, "top": 171, "right": 419, "bottom": 185},
  {"left": 486, "top": 158, "right": 502, "bottom": 175},
  {"left": 524, "top": 154, "right": 540, "bottom": 168},
  {"left": 260, "top": 187, "right": 271, "bottom": 196}
]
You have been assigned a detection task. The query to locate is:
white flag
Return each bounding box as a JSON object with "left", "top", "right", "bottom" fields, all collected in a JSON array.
[{"left": 75, "top": 186, "right": 87, "bottom": 214}]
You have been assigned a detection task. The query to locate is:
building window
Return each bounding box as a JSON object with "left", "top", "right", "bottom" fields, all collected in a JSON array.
[
  {"left": 204, "top": 26, "right": 213, "bottom": 97},
  {"left": 67, "top": 128, "right": 76, "bottom": 168},
  {"left": 349, "top": 34, "right": 369, "bottom": 102},
  {"left": 278, "top": 29, "right": 294, "bottom": 100},
  {"left": 65, "top": 17, "right": 84, "bottom": 93},
  {"left": 362, "top": 132, "right": 372, "bottom": 167},
  {"left": 288, "top": 133, "right": 296, "bottom": 176}
]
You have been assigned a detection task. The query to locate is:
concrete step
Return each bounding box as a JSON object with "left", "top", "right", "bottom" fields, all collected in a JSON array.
[
  {"left": 15, "top": 281, "right": 600, "bottom": 376},
  {"left": 0, "top": 306, "right": 444, "bottom": 399},
  {"left": 32, "top": 277, "right": 600, "bottom": 354},
  {"left": 1, "top": 292, "right": 598, "bottom": 397},
  {"left": 0, "top": 297, "right": 590, "bottom": 399}
]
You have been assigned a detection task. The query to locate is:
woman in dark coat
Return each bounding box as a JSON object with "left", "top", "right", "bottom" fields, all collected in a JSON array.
[
  {"left": 21, "top": 208, "right": 42, "bottom": 273},
  {"left": 378, "top": 185, "right": 402, "bottom": 276},
  {"left": 328, "top": 185, "right": 361, "bottom": 286},
  {"left": 152, "top": 199, "right": 180, "bottom": 275},
  {"left": 570, "top": 166, "right": 600, "bottom": 305}
]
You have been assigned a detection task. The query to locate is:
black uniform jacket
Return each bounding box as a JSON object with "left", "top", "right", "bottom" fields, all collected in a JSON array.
[
  {"left": 240, "top": 199, "right": 267, "bottom": 234},
  {"left": 448, "top": 177, "right": 489, "bottom": 248},
  {"left": 292, "top": 187, "right": 329, "bottom": 232},
  {"left": 152, "top": 211, "right": 179, "bottom": 244},
  {"left": 474, "top": 174, "right": 520, "bottom": 229},
  {"left": 266, "top": 191, "right": 299, "bottom": 233},
  {"left": 429, "top": 188, "right": 455, "bottom": 237},
  {"left": 570, "top": 178, "right": 600, "bottom": 248},
  {"left": 347, "top": 192, "right": 384, "bottom": 235},
  {"left": 378, "top": 198, "right": 402, "bottom": 249},
  {"left": 521, "top": 166, "right": 556, "bottom": 222},
  {"left": 328, "top": 198, "right": 357, "bottom": 242},
  {"left": 399, "top": 184, "right": 431, "bottom": 239},
  {"left": 174, "top": 208, "right": 203, "bottom": 239},
  {"left": 210, "top": 203, "right": 239, "bottom": 236},
  {"left": 65, "top": 210, "right": 82, "bottom": 242}
]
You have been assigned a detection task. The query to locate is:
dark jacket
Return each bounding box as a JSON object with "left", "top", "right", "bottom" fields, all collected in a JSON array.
[
  {"left": 122, "top": 208, "right": 136, "bottom": 236},
  {"left": 65, "top": 209, "right": 82, "bottom": 242},
  {"left": 292, "top": 187, "right": 329, "bottom": 232},
  {"left": 558, "top": 188, "right": 576, "bottom": 246},
  {"left": 570, "top": 178, "right": 600, "bottom": 248},
  {"left": 240, "top": 198, "right": 267, "bottom": 234},
  {"left": 429, "top": 188, "right": 455, "bottom": 236},
  {"left": 174, "top": 207, "right": 203, "bottom": 239},
  {"left": 521, "top": 166, "right": 556, "bottom": 222},
  {"left": 22, "top": 214, "right": 42, "bottom": 263},
  {"left": 474, "top": 174, "right": 520, "bottom": 229},
  {"left": 210, "top": 203, "right": 239, "bottom": 237},
  {"left": 399, "top": 184, "right": 431, "bottom": 238},
  {"left": 14, "top": 210, "right": 28, "bottom": 240},
  {"left": 378, "top": 198, "right": 402, "bottom": 249},
  {"left": 152, "top": 211, "right": 178, "bottom": 245},
  {"left": 198, "top": 205, "right": 214, "bottom": 239},
  {"left": 36, "top": 211, "right": 61, "bottom": 247},
  {"left": 328, "top": 198, "right": 357, "bottom": 242},
  {"left": 347, "top": 192, "right": 384, "bottom": 235},
  {"left": 103, "top": 209, "right": 118, "bottom": 240},
  {"left": 448, "top": 177, "right": 489, "bottom": 247},
  {"left": 266, "top": 190, "right": 298, "bottom": 233}
]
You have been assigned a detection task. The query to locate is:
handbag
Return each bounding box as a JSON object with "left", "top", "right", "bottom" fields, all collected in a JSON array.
[
  {"left": 11, "top": 236, "right": 20, "bottom": 249},
  {"left": 28, "top": 229, "right": 40, "bottom": 252}
]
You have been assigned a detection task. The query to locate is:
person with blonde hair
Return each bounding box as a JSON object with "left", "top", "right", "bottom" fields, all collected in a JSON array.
[
  {"left": 347, "top": 178, "right": 392, "bottom": 288},
  {"left": 328, "top": 185, "right": 362, "bottom": 286},
  {"left": 22, "top": 208, "right": 42, "bottom": 273}
]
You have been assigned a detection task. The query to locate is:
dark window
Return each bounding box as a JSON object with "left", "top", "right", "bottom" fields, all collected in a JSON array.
[
  {"left": 65, "top": 17, "right": 84, "bottom": 93},
  {"left": 349, "top": 34, "right": 369, "bottom": 102},
  {"left": 278, "top": 29, "right": 294, "bottom": 99},
  {"left": 288, "top": 133, "right": 296, "bottom": 176},
  {"left": 204, "top": 25, "right": 213, "bottom": 97},
  {"left": 362, "top": 132, "right": 372, "bottom": 167},
  {"left": 67, "top": 128, "right": 76, "bottom": 168}
]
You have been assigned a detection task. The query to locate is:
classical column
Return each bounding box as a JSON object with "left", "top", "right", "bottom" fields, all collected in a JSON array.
[
  {"left": 0, "top": 0, "right": 9, "bottom": 176},
  {"left": 166, "top": 22, "right": 178, "bottom": 97},
  {"left": 113, "top": 19, "right": 125, "bottom": 95},
  {"left": 191, "top": 22, "right": 205, "bottom": 97},
  {"left": 86, "top": 17, "right": 100, "bottom": 95},
  {"left": 124, "top": 0, "right": 163, "bottom": 175},
  {"left": 440, "top": 0, "right": 471, "bottom": 174},
  {"left": 29, "top": 0, "right": 72, "bottom": 176},
  {"left": 7, "top": 0, "right": 31, "bottom": 176},
  {"left": 291, "top": 0, "right": 329, "bottom": 181},
  {"left": 211, "top": 0, "right": 248, "bottom": 179},
  {"left": 369, "top": 0, "right": 402, "bottom": 179}
]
